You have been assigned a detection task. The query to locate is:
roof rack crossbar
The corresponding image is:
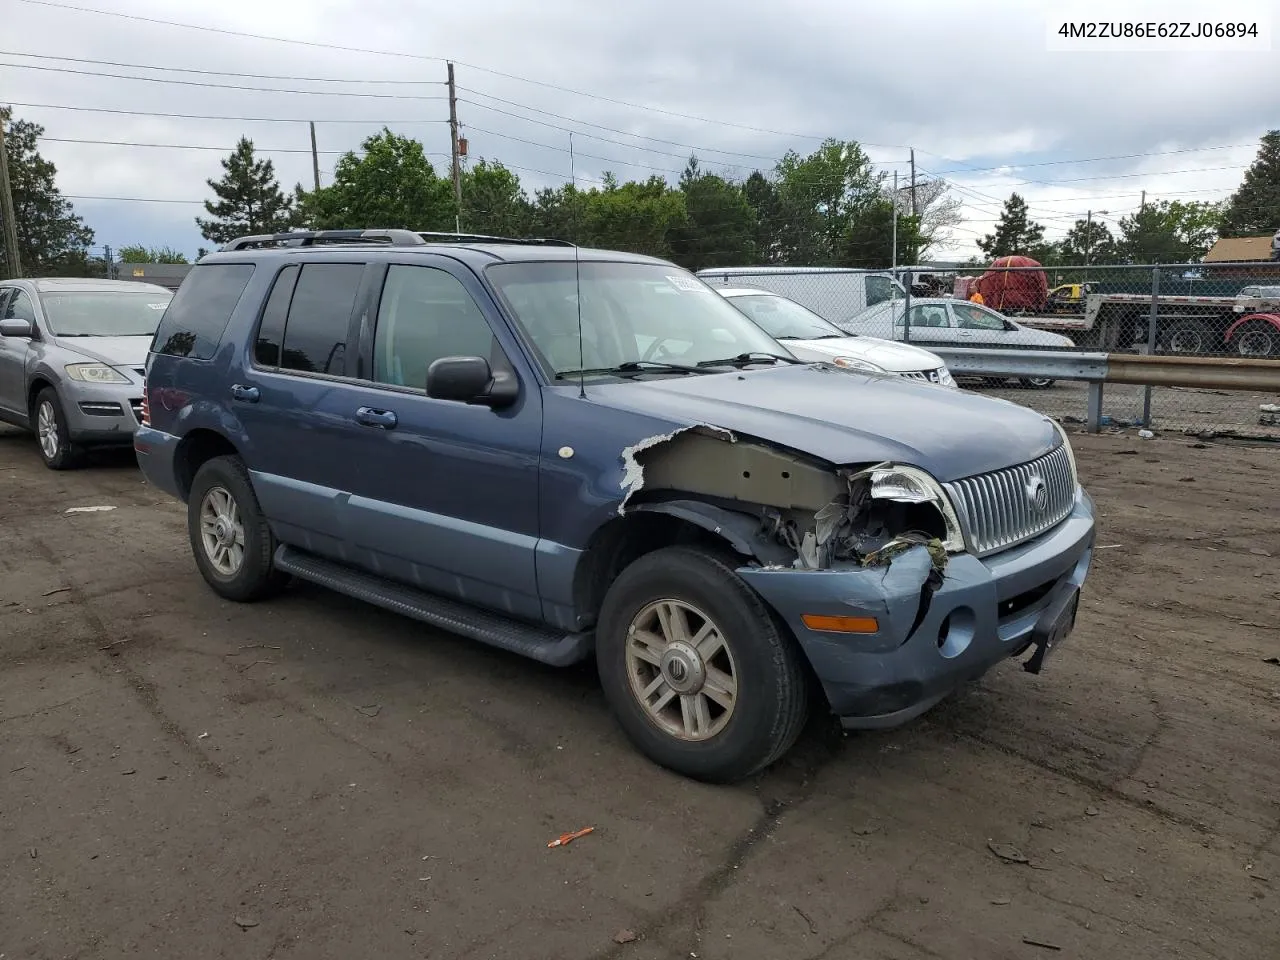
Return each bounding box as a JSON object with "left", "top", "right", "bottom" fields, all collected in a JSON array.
[
  {"left": 414, "top": 231, "right": 575, "bottom": 248},
  {"left": 220, "top": 229, "right": 428, "bottom": 251}
]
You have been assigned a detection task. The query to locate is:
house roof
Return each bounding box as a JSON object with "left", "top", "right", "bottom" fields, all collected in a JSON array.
[{"left": 1204, "top": 236, "right": 1274, "bottom": 262}]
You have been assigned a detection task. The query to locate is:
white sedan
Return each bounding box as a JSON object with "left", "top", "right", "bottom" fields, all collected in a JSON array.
[
  {"left": 716, "top": 287, "right": 956, "bottom": 388},
  {"left": 837, "top": 297, "right": 1075, "bottom": 388}
]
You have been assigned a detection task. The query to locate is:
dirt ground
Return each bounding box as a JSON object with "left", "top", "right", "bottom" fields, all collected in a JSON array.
[{"left": 2, "top": 424, "right": 1278, "bottom": 960}]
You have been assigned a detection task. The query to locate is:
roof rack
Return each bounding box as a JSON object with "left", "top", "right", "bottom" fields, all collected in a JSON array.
[
  {"left": 414, "top": 231, "right": 575, "bottom": 248},
  {"left": 220, "top": 229, "right": 427, "bottom": 251}
]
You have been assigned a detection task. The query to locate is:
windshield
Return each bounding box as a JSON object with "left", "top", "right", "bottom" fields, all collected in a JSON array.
[
  {"left": 487, "top": 261, "right": 791, "bottom": 377},
  {"left": 727, "top": 292, "right": 847, "bottom": 340},
  {"left": 39, "top": 290, "right": 173, "bottom": 337}
]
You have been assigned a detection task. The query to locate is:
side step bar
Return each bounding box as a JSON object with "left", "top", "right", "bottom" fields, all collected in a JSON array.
[{"left": 273, "top": 546, "right": 593, "bottom": 667}]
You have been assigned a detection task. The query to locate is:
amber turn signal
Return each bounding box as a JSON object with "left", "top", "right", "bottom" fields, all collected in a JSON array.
[{"left": 801, "top": 614, "right": 880, "bottom": 634}]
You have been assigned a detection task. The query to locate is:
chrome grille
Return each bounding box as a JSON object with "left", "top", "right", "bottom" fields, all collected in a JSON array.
[{"left": 943, "top": 443, "right": 1076, "bottom": 557}]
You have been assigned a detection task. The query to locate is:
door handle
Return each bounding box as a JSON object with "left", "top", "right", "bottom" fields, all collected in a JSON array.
[
  {"left": 230, "top": 384, "right": 260, "bottom": 402},
  {"left": 355, "top": 406, "right": 397, "bottom": 429}
]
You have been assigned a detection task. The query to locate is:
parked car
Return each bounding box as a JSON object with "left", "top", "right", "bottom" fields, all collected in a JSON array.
[
  {"left": 715, "top": 286, "right": 956, "bottom": 388},
  {"left": 135, "top": 229, "right": 1095, "bottom": 784},
  {"left": 0, "top": 278, "right": 173, "bottom": 468},
  {"left": 839, "top": 297, "right": 1076, "bottom": 388},
  {"left": 696, "top": 265, "right": 906, "bottom": 320}
]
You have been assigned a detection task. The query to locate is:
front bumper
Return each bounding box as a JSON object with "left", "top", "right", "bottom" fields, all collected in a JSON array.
[
  {"left": 739, "top": 488, "right": 1096, "bottom": 728},
  {"left": 62, "top": 380, "right": 145, "bottom": 445}
]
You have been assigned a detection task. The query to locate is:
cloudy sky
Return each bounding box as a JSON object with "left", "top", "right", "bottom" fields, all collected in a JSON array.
[{"left": 4, "top": 0, "right": 1276, "bottom": 261}]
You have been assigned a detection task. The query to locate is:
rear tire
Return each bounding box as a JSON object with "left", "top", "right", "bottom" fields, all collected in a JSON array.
[
  {"left": 187, "top": 455, "right": 289, "bottom": 602},
  {"left": 596, "top": 546, "right": 809, "bottom": 783},
  {"left": 1233, "top": 320, "right": 1277, "bottom": 357},
  {"left": 33, "top": 387, "right": 85, "bottom": 471},
  {"left": 1019, "top": 377, "right": 1055, "bottom": 389}
]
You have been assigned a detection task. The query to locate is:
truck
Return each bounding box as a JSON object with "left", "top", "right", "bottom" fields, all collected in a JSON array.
[{"left": 1014, "top": 289, "right": 1280, "bottom": 357}]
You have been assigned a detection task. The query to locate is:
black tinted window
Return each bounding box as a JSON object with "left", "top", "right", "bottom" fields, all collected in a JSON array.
[
  {"left": 254, "top": 265, "right": 299, "bottom": 368},
  {"left": 153, "top": 264, "right": 254, "bottom": 359},
  {"left": 280, "top": 264, "right": 363, "bottom": 375}
]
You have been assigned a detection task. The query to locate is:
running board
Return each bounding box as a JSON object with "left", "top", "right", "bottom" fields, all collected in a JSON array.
[{"left": 273, "top": 546, "right": 592, "bottom": 667}]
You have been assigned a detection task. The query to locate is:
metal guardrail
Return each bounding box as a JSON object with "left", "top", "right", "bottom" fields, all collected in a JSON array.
[{"left": 930, "top": 347, "right": 1280, "bottom": 433}]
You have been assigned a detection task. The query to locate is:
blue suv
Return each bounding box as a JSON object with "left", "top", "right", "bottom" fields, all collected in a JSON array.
[{"left": 135, "top": 229, "right": 1095, "bottom": 783}]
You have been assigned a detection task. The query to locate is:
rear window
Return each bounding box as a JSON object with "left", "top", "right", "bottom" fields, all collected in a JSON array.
[{"left": 152, "top": 263, "right": 254, "bottom": 359}]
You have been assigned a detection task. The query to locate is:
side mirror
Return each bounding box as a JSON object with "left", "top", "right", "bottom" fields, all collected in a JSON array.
[
  {"left": 426, "top": 356, "right": 518, "bottom": 409},
  {"left": 0, "top": 318, "right": 34, "bottom": 338}
]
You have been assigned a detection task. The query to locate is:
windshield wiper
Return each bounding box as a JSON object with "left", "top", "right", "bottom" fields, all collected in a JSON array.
[
  {"left": 695, "top": 351, "right": 803, "bottom": 368},
  {"left": 555, "top": 359, "right": 706, "bottom": 379}
]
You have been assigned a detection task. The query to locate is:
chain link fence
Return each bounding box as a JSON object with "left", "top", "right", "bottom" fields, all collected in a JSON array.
[{"left": 697, "top": 261, "right": 1280, "bottom": 440}]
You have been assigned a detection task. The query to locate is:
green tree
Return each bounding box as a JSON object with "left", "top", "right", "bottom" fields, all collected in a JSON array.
[
  {"left": 582, "top": 176, "right": 686, "bottom": 257},
  {"left": 118, "top": 244, "right": 188, "bottom": 264},
  {"left": 298, "top": 129, "right": 454, "bottom": 231},
  {"left": 977, "top": 193, "right": 1046, "bottom": 258},
  {"left": 742, "top": 171, "right": 783, "bottom": 263},
  {"left": 842, "top": 198, "right": 924, "bottom": 268},
  {"left": 460, "top": 160, "right": 532, "bottom": 236},
  {"left": 774, "top": 139, "right": 883, "bottom": 264},
  {"left": 1219, "top": 130, "right": 1280, "bottom": 238},
  {"left": 0, "top": 107, "right": 95, "bottom": 278},
  {"left": 196, "top": 136, "right": 295, "bottom": 245},
  {"left": 668, "top": 157, "right": 756, "bottom": 271},
  {"left": 1117, "top": 200, "right": 1222, "bottom": 263},
  {"left": 1059, "top": 218, "right": 1119, "bottom": 265}
]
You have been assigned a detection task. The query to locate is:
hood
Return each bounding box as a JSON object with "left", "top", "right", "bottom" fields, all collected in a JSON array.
[
  {"left": 54, "top": 335, "right": 151, "bottom": 370},
  {"left": 586, "top": 364, "right": 1058, "bottom": 482},
  {"left": 1006, "top": 324, "right": 1075, "bottom": 348},
  {"left": 783, "top": 335, "right": 945, "bottom": 372}
]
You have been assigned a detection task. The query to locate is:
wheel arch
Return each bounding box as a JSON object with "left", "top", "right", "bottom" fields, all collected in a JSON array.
[
  {"left": 172, "top": 429, "right": 243, "bottom": 501},
  {"left": 1224, "top": 312, "right": 1280, "bottom": 342}
]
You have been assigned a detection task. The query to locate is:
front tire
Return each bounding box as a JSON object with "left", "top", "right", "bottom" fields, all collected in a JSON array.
[
  {"left": 1019, "top": 377, "right": 1055, "bottom": 389},
  {"left": 33, "top": 387, "right": 84, "bottom": 470},
  {"left": 187, "top": 455, "right": 289, "bottom": 602},
  {"left": 596, "top": 546, "right": 808, "bottom": 783}
]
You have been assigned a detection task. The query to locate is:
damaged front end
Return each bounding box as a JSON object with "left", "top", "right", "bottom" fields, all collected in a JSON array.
[{"left": 618, "top": 424, "right": 967, "bottom": 576}]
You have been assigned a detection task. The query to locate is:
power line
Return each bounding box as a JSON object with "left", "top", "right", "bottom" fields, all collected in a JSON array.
[
  {"left": 7, "top": 100, "right": 449, "bottom": 124},
  {"left": 0, "top": 60, "right": 450, "bottom": 100},
  {"left": 947, "top": 164, "right": 1248, "bottom": 188},
  {"left": 0, "top": 50, "right": 444, "bottom": 85},
  {"left": 11, "top": 0, "right": 845, "bottom": 143},
  {"left": 926, "top": 142, "right": 1257, "bottom": 177},
  {"left": 459, "top": 92, "right": 788, "bottom": 165}
]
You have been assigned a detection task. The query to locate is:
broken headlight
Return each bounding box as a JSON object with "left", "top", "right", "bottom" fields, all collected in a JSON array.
[
  {"left": 1050, "top": 419, "right": 1079, "bottom": 488},
  {"left": 868, "top": 464, "right": 966, "bottom": 553}
]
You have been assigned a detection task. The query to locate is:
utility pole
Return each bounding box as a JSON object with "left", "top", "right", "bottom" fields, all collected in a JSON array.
[
  {"left": 309, "top": 122, "right": 321, "bottom": 192},
  {"left": 909, "top": 149, "right": 917, "bottom": 218},
  {"left": 0, "top": 115, "right": 21, "bottom": 279},
  {"left": 447, "top": 62, "right": 462, "bottom": 233},
  {"left": 891, "top": 170, "right": 898, "bottom": 271},
  {"left": 1140, "top": 189, "right": 1146, "bottom": 212},
  {"left": 104, "top": 244, "right": 112, "bottom": 280}
]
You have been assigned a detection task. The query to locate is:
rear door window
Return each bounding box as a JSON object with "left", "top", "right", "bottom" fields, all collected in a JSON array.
[
  {"left": 252, "top": 265, "right": 300, "bottom": 368},
  {"left": 153, "top": 263, "right": 254, "bottom": 359},
  {"left": 279, "top": 263, "right": 364, "bottom": 376}
]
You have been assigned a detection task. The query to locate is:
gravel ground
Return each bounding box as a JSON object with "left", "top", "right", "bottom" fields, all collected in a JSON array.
[{"left": 2, "top": 425, "right": 1278, "bottom": 960}]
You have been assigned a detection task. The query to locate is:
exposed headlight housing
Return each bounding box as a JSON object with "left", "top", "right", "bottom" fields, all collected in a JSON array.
[
  {"left": 1050, "top": 419, "right": 1079, "bottom": 487},
  {"left": 832, "top": 356, "right": 886, "bottom": 373},
  {"left": 867, "top": 464, "right": 966, "bottom": 553},
  {"left": 64, "top": 363, "right": 129, "bottom": 383}
]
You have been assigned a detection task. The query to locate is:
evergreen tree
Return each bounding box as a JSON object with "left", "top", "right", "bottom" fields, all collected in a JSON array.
[
  {"left": 977, "top": 194, "right": 1046, "bottom": 258},
  {"left": 1219, "top": 130, "right": 1280, "bottom": 237},
  {"left": 196, "top": 137, "right": 295, "bottom": 245}
]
